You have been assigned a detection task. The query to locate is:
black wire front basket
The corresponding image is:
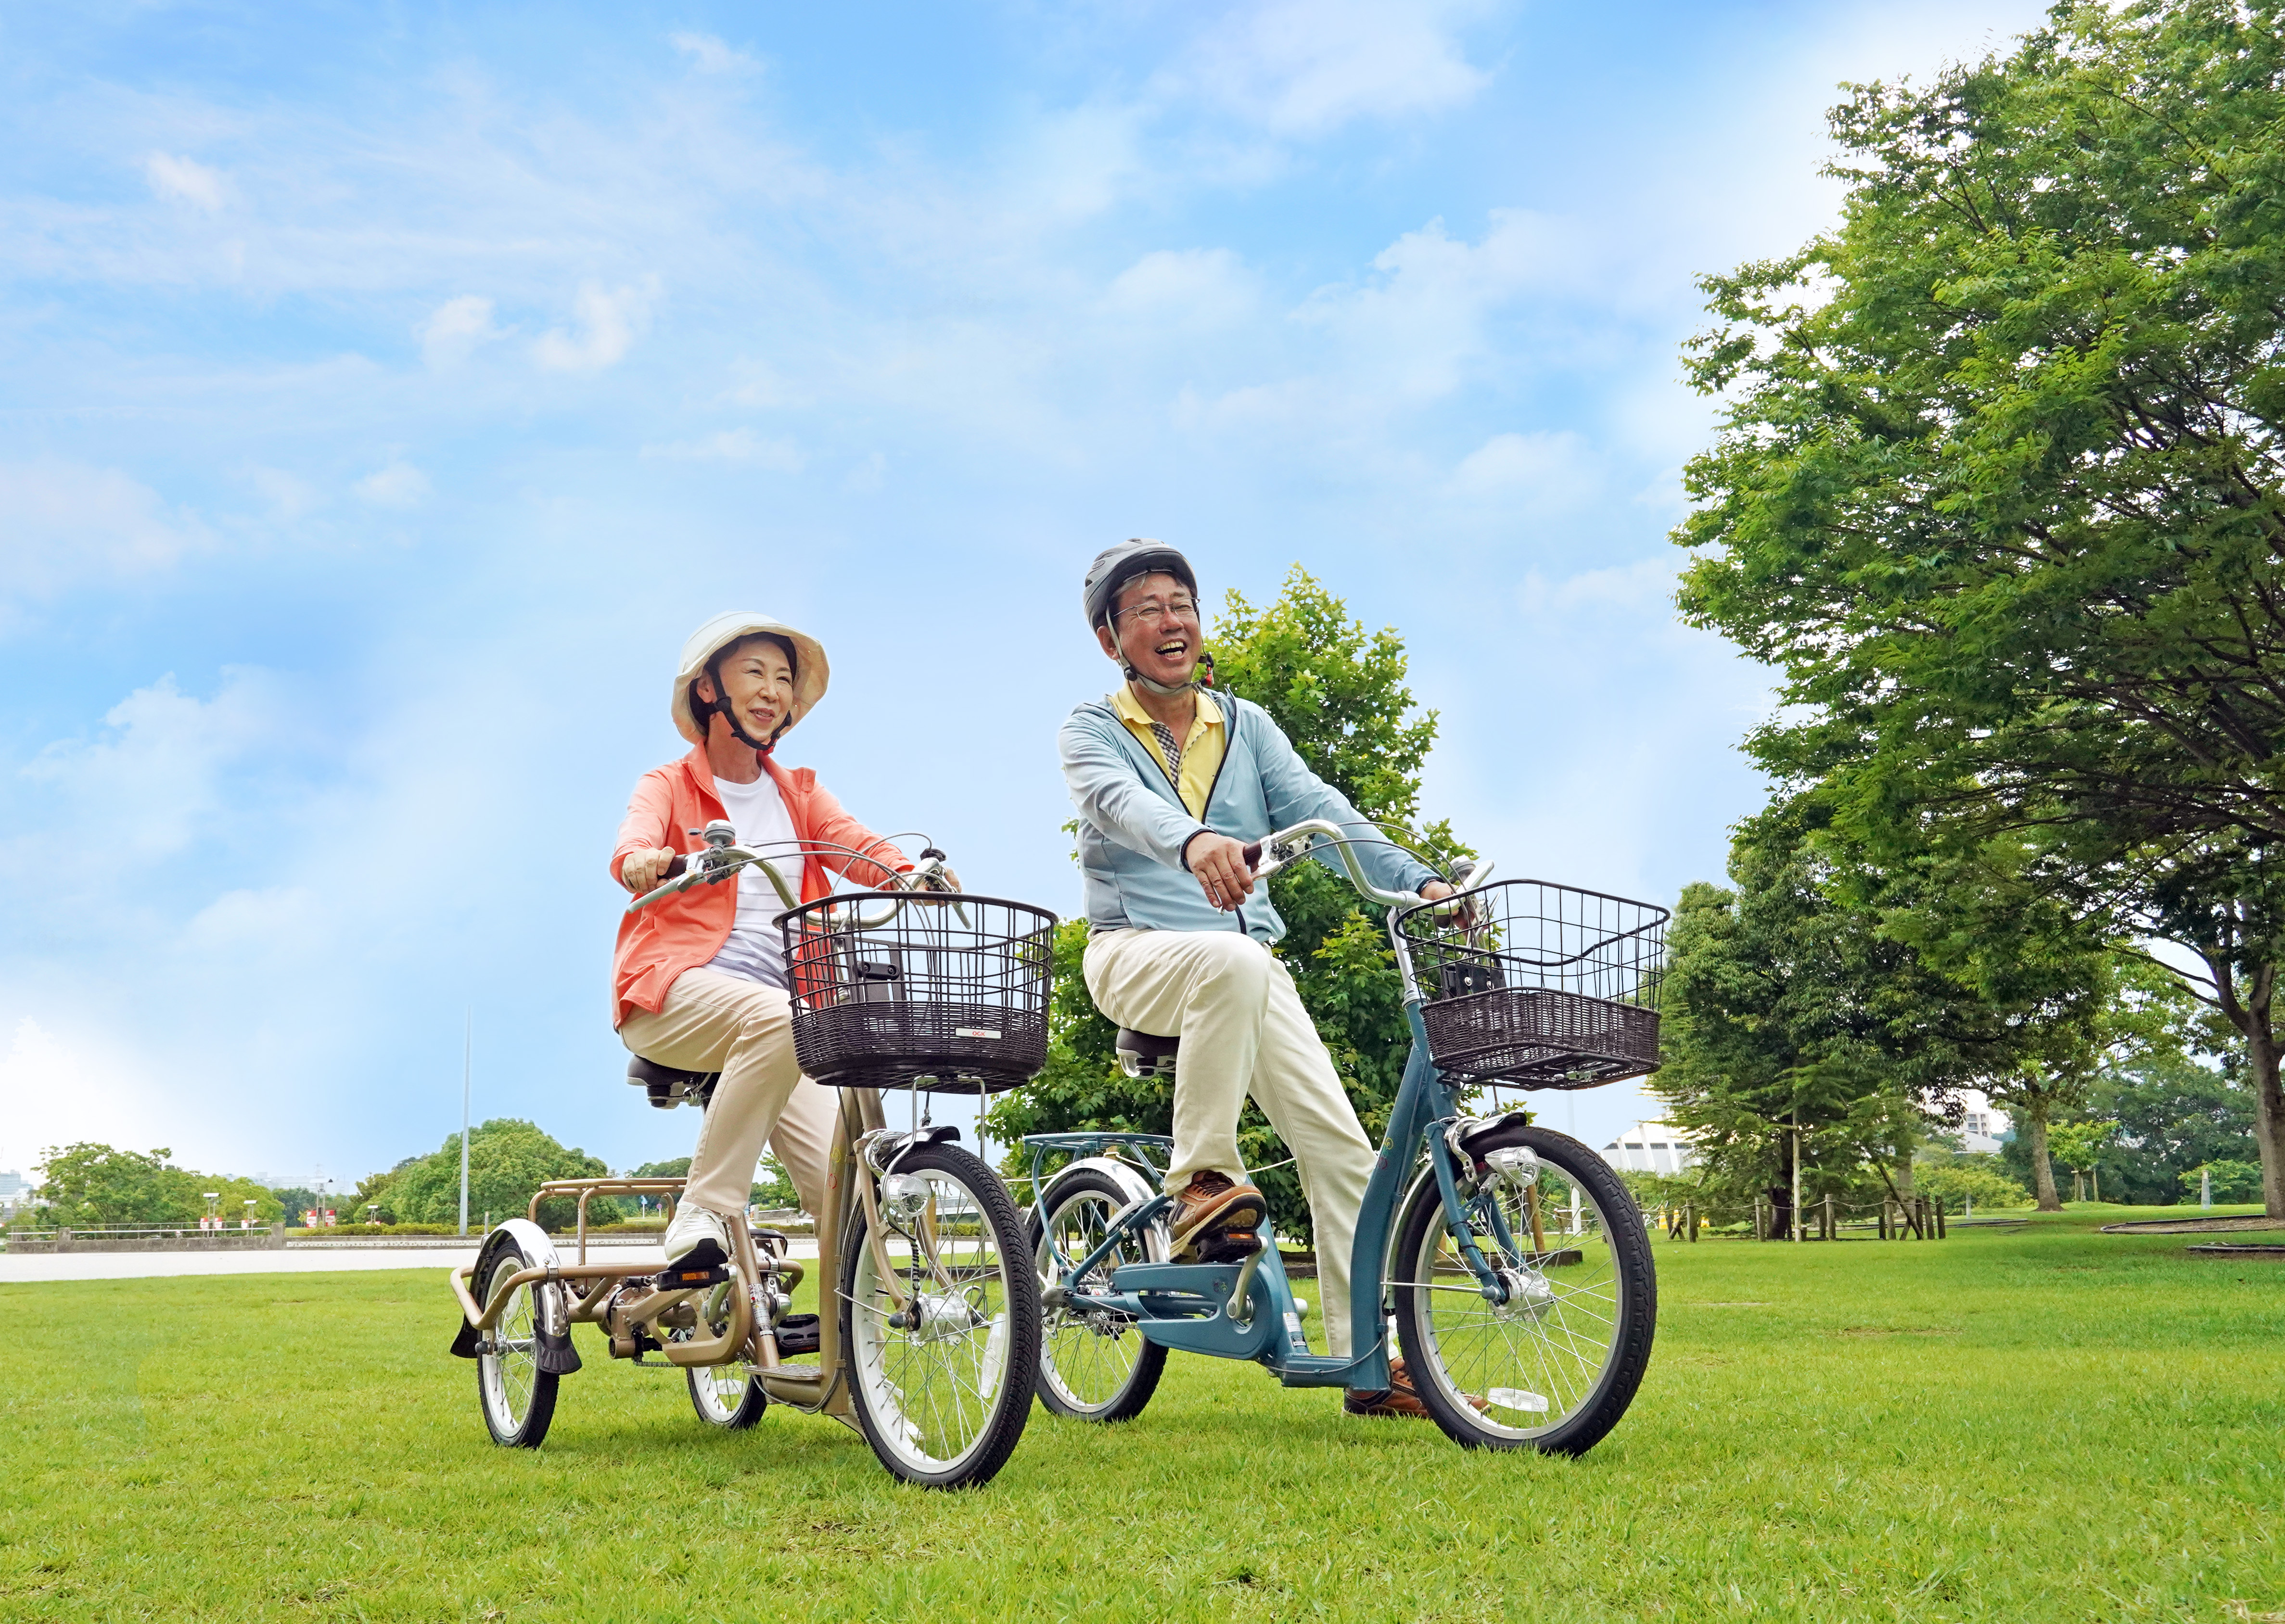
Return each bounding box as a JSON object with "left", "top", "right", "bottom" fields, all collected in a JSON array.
[
  {"left": 1396, "top": 879, "right": 1668, "bottom": 1090},
  {"left": 780, "top": 892, "right": 1056, "bottom": 1095}
]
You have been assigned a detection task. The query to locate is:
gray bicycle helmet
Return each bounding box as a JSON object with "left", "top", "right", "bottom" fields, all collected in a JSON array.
[{"left": 1082, "top": 539, "right": 1198, "bottom": 635}]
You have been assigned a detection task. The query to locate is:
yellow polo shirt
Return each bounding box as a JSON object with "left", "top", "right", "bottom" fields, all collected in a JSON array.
[{"left": 1111, "top": 684, "right": 1226, "bottom": 821}]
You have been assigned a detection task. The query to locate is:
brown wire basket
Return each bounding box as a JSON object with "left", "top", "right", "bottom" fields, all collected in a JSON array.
[
  {"left": 1396, "top": 879, "right": 1668, "bottom": 1090},
  {"left": 780, "top": 892, "right": 1055, "bottom": 1095}
]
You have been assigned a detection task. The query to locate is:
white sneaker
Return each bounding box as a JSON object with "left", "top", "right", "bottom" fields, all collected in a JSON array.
[{"left": 663, "top": 1203, "right": 731, "bottom": 1270}]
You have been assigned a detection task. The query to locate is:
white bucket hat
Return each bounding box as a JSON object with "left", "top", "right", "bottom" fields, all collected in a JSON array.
[{"left": 671, "top": 612, "right": 830, "bottom": 746}]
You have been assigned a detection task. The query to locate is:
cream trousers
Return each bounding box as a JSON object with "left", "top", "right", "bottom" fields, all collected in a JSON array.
[
  {"left": 1082, "top": 927, "right": 1376, "bottom": 1357},
  {"left": 617, "top": 967, "right": 838, "bottom": 1219}
]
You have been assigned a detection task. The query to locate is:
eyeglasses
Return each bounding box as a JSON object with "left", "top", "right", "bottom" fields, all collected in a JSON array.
[{"left": 1113, "top": 595, "right": 1200, "bottom": 629}]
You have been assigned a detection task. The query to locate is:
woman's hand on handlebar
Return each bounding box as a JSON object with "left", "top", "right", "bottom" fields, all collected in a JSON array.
[
  {"left": 621, "top": 847, "right": 681, "bottom": 895},
  {"left": 1184, "top": 831, "right": 1256, "bottom": 913}
]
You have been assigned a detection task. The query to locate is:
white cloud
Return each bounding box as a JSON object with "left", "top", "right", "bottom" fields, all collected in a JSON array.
[
  {"left": 418, "top": 295, "right": 502, "bottom": 368},
  {"left": 1452, "top": 430, "right": 1597, "bottom": 510},
  {"left": 185, "top": 886, "right": 321, "bottom": 952},
  {"left": 143, "top": 151, "right": 228, "bottom": 211},
  {"left": 532, "top": 279, "right": 658, "bottom": 372},
  {"left": 1180, "top": 0, "right": 1494, "bottom": 135},
  {"left": 671, "top": 31, "right": 758, "bottom": 75},
  {"left": 844, "top": 451, "right": 886, "bottom": 493},
  {"left": 0, "top": 1017, "right": 156, "bottom": 1171},
  {"left": 1299, "top": 209, "right": 1585, "bottom": 402},
  {"left": 20, "top": 670, "right": 291, "bottom": 857},
  {"left": 354, "top": 459, "right": 431, "bottom": 507},
  {"left": 243, "top": 465, "right": 321, "bottom": 519},
  {"left": 1517, "top": 555, "right": 1679, "bottom": 619},
  {"left": 640, "top": 428, "right": 803, "bottom": 469},
  {"left": 0, "top": 460, "right": 205, "bottom": 601},
  {"left": 1105, "top": 248, "right": 1257, "bottom": 327}
]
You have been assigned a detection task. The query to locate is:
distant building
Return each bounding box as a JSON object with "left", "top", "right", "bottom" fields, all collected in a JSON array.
[
  {"left": 1952, "top": 1090, "right": 2013, "bottom": 1155},
  {"left": 1602, "top": 1122, "right": 1697, "bottom": 1175}
]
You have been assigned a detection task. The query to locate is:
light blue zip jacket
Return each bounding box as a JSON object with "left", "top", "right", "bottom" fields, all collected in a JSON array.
[{"left": 1060, "top": 688, "right": 1437, "bottom": 944}]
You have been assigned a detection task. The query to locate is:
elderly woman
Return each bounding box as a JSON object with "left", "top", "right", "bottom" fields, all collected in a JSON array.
[{"left": 612, "top": 612, "right": 913, "bottom": 1268}]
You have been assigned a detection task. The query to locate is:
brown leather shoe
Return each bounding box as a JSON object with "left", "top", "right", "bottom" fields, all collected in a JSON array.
[
  {"left": 1167, "top": 1170, "right": 1266, "bottom": 1260},
  {"left": 1344, "top": 1358, "right": 1489, "bottom": 1421}
]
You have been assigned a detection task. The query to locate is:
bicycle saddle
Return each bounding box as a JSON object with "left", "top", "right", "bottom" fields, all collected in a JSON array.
[
  {"left": 1115, "top": 1028, "right": 1180, "bottom": 1078},
  {"left": 625, "top": 1055, "right": 719, "bottom": 1110}
]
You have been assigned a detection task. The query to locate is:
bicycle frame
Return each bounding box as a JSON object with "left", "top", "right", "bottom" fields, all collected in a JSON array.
[
  {"left": 448, "top": 1084, "right": 895, "bottom": 1427},
  {"left": 1037, "top": 1000, "right": 1503, "bottom": 1393}
]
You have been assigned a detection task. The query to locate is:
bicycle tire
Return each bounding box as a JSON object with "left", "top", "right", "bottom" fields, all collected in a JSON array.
[
  {"left": 1030, "top": 1167, "right": 1168, "bottom": 1422},
  {"left": 1391, "top": 1122, "right": 1655, "bottom": 1455},
  {"left": 838, "top": 1142, "right": 1041, "bottom": 1487},
  {"left": 473, "top": 1232, "right": 561, "bottom": 1449},
  {"left": 680, "top": 1299, "right": 768, "bottom": 1430}
]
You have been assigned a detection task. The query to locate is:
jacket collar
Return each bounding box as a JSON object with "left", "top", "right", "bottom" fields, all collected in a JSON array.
[{"left": 679, "top": 742, "right": 797, "bottom": 815}]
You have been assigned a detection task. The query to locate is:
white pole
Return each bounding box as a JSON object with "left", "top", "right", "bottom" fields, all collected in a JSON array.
[
  {"left": 459, "top": 1009, "right": 472, "bottom": 1236},
  {"left": 1792, "top": 1124, "right": 1802, "bottom": 1243},
  {"left": 2202, "top": 1165, "right": 2212, "bottom": 1210}
]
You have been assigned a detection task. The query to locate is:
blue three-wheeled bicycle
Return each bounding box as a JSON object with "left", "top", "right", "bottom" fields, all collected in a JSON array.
[{"left": 1025, "top": 820, "right": 1666, "bottom": 1454}]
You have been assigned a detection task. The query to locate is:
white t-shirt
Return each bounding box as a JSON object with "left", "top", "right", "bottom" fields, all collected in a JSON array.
[{"left": 703, "top": 771, "right": 801, "bottom": 990}]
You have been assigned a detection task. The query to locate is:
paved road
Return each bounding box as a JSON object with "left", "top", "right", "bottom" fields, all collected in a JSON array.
[{"left": 0, "top": 1239, "right": 820, "bottom": 1285}]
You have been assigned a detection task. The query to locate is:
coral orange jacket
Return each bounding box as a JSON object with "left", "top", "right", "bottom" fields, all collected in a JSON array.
[{"left": 608, "top": 743, "right": 910, "bottom": 1027}]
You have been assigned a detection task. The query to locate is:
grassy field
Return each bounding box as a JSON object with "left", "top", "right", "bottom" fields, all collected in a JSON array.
[{"left": 1, "top": 1207, "right": 2279, "bottom": 1622}]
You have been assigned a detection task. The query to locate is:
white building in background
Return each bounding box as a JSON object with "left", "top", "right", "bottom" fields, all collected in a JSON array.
[
  {"left": 1602, "top": 1122, "right": 1697, "bottom": 1175},
  {"left": 1952, "top": 1089, "right": 2013, "bottom": 1155}
]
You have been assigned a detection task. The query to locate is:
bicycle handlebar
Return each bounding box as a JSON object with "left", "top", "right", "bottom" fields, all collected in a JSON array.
[
  {"left": 1242, "top": 820, "right": 1496, "bottom": 919},
  {"left": 625, "top": 836, "right": 966, "bottom": 929}
]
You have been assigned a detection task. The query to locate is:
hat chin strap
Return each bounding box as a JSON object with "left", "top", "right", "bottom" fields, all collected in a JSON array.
[
  {"left": 1123, "top": 664, "right": 1196, "bottom": 696},
  {"left": 707, "top": 694, "right": 790, "bottom": 752}
]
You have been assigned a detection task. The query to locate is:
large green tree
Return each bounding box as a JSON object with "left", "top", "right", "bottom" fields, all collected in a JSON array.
[
  {"left": 986, "top": 567, "right": 1464, "bottom": 1242},
  {"left": 33, "top": 1145, "right": 282, "bottom": 1229},
  {"left": 1653, "top": 803, "right": 2106, "bottom": 1225},
  {"left": 1673, "top": 0, "right": 2285, "bottom": 1212},
  {"left": 386, "top": 1118, "right": 618, "bottom": 1231}
]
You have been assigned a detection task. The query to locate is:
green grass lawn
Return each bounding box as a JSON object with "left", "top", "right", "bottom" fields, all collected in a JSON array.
[{"left": 2, "top": 1207, "right": 2280, "bottom": 1622}]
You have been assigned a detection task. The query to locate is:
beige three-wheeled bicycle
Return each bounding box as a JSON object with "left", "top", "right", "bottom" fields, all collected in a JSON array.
[{"left": 446, "top": 834, "right": 1051, "bottom": 1488}]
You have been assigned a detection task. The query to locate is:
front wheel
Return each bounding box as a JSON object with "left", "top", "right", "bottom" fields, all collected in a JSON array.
[
  {"left": 1030, "top": 1166, "right": 1168, "bottom": 1422},
  {"left": 839, "top": 1142, "right": 1042, "bottom": 1487},
  {"left": 1391, "top": 1122, "right": 1655, "bottom": 1455}
]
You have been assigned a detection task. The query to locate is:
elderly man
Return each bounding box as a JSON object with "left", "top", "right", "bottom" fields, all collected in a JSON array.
[{"left": 1058, "top": 540, "right": 1460, "bottom": 1418}]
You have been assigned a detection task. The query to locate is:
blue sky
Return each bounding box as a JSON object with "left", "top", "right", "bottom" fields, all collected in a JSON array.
[{"left": 0, "top": 0, "right": 2049, "bottom": 1188}]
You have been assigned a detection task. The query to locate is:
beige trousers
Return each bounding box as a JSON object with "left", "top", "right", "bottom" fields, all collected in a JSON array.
[
  {"left": 617, "top": 967, "right": 838, "bottom": 1219},
  {"left": 1082, "top": 928, "right": 1376, "bottom": 1357}
]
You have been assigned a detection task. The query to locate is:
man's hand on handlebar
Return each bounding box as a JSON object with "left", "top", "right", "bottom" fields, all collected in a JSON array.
[
  {"left": 1418, "top": 877, "right": 1480, "bottom": 927},
  {"left": 621, "top": 847, "right": 681, "bottom": 895},
  {"left": 1184, "top": 831, "right": 1256, "bottom": 913}
]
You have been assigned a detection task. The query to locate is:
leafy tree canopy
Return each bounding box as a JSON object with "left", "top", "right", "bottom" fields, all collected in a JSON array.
[
  {"left": 386, "top": 1118, "right": 616, "bottom": 1231},
  {"left": 33, "top": 1144, "right": 282, "bottom": 1229},
  {"left": 1674, "top": 0, "right": 2285, "bottom": 1211}
]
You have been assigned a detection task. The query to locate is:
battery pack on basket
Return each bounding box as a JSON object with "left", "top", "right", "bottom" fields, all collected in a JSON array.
[
  {"left": 1398, "top": 879, "right": 1669, "bottom": 1090},
  {"left": 779, "top": 892, "right": 1056, "bottom": 1095}
]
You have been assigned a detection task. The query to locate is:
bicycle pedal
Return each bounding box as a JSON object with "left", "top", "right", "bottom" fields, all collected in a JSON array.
[
  {"left": 654, "top": 1263, "right": 730, "bottom": 1290},
  {"left": 772, "top": 1313, "right": 821, "bottom": 1356},
  {"left": 1195, "top": 1230, "right": 1264, "bottom": 1265}
]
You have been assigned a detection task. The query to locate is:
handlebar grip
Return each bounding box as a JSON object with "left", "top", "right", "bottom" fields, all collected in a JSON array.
[
  {"left": 1240, "top": 841, "right": 1263, "bottom": 869},
  {"left": 664, "top": 854, "right": 689, "bottom": 880}
]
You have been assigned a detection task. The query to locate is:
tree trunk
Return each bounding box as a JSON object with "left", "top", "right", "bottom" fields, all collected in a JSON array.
[
  {"left": 2204, "top": 951, "right": 2285, "bottom": 1220},
  {"left": 2027, "top": 1112, "right": 2062, "bottom": 1212},
  {"left": 2251, "top": 1027, "right": 2285, "bottom": 1219}
]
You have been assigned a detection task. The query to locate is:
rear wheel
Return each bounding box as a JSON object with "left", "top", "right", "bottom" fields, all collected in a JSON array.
[
  {"left": 839, "top": 1143, "right": 1041, "bottom": 1487},
  {"left": 679, "top": 1285, "right": 767, "bottom": 1429},
  {"left": 474, "top": 1234, "right": 561, "bottom": 1448},
  {"left": 1391, "top": 1123, "right": 1655, "bottom": 1455},
  {"left": 1030, "top": 1167, "right": 1166, "bottom": 1422}
]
